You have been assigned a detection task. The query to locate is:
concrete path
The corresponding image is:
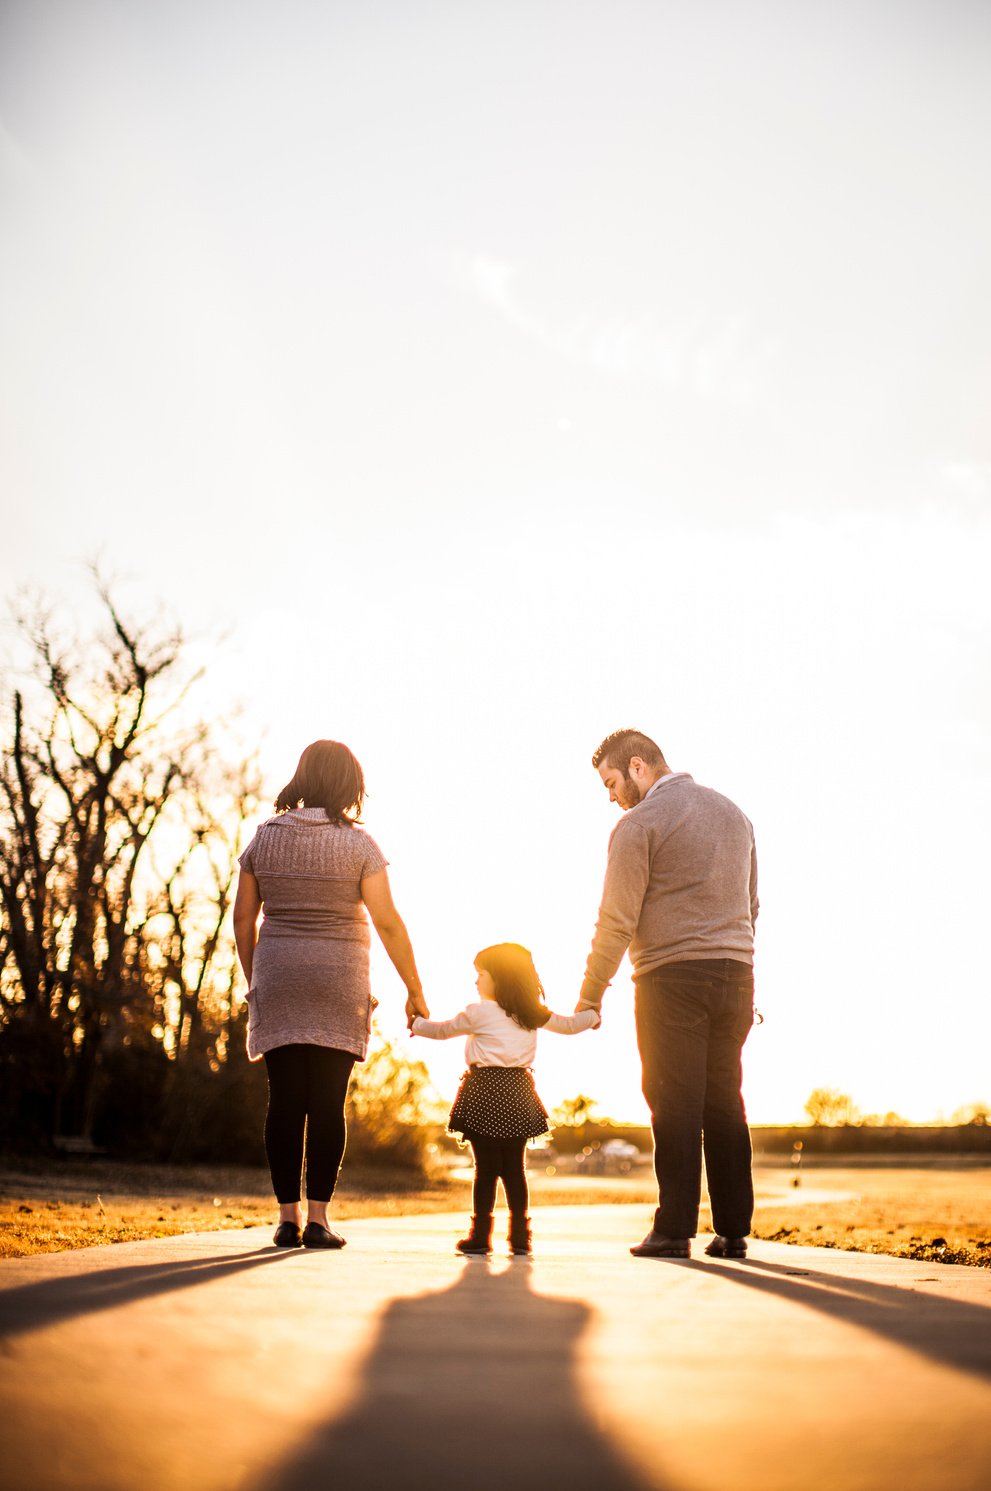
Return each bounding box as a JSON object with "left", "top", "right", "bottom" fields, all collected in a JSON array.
[{"left": 2, "top": 1205, "right": 990, "bottom": 1491}]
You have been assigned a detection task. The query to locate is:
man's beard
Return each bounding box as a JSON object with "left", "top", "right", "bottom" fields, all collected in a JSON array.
[{"left": 618, "top": 772, "right": 642, "bottom": 810}]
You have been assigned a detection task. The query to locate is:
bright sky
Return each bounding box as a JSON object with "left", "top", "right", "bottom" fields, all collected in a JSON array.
[{"left": 2, "top": 0, "right": 989, "bottom": 1124}]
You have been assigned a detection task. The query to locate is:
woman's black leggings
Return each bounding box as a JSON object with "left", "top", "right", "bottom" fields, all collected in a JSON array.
[
  {"left": 263, "top": 1044, "right": 356, "bottom": 1204},
  {"left": 470, "top": 1136, "right": 529, "bottom": 1218}
]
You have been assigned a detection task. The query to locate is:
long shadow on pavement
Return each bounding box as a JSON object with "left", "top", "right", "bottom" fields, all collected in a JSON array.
[
  {"left": 0, "top": 1247, "right": 294, "bottom": 1339},
  {"left": 703, "top": 1255, "right": 991, "bottom": 1382},
  {"left": 253, "top": 1258, "right": 664, "bottom": 1491}
]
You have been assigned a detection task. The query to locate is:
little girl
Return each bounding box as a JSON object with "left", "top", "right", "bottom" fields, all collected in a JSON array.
[{"left": 411, "top": 942, "right": 598, "bottom": 1256}]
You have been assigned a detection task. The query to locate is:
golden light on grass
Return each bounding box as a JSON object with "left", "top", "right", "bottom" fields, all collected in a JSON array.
[{"left": 3, "top": 1158, "right": 989, "bottom": 1267}]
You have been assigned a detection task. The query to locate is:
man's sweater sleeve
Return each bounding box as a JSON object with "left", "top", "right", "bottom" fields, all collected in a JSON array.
[
  {"left": 578, "top": 819, "right": 650, "bottom": 1008},
  {"left": 749, "top": 829, "right": 759, "bottom": 927}
]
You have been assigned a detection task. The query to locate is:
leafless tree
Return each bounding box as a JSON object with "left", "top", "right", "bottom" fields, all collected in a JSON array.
[{"left": 0, "top": 580, "right": 260, "bottom": 1148}]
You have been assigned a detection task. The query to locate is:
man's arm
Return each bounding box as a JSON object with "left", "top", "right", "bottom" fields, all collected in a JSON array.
[
  {"left": 576, "top": 819, "right": 651, "bottom": 1010},
  {"left": 749, "top": 831, "right": 759, "bottom": 928}
]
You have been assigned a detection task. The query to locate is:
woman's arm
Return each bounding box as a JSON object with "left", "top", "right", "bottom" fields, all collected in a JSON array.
[
  {"left": 360, "top": 868, "right": 429, "bottom": 1022},
  {"left": 232, "top": 870, "right": 263, "bottom": 987}
]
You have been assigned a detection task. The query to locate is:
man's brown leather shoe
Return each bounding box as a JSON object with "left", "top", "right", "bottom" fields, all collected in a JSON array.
[
  {"left": 705, "top": 1235, "right": 748, "bottom": 1258},
  {"left": 630, "top": 1231, "right": 691, "bottom": 1258}
]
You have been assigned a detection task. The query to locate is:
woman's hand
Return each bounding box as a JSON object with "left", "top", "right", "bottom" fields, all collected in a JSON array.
[{"left": 405, "top": 990, "right": 430, "bottom": 1028}]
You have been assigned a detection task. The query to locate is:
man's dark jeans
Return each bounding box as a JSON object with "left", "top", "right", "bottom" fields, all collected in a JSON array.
[{"left": 635, "top": 959, "right": 755, "bottom": 1240}]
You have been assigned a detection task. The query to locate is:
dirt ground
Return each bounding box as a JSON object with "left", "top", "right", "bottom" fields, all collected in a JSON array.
[{"left": 1, "top": 1155, "right": 988, "bottom": 1266}]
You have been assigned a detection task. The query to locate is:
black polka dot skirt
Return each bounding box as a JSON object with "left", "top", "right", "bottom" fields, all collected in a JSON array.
[{"left": 448, "top": 1065, "right": 550, "bottom": 1142}]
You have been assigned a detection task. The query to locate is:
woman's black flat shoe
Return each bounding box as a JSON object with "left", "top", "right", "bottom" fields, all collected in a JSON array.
[
  {"left": 302, "top": 1221, "right": 346, "bottom": 1250},
  {"left": 273, "top": 1222, "right": 303, "bottom": 1248}
]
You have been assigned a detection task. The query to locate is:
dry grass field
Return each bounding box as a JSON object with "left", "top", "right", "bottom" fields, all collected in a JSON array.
[
  {"left": 0, "top": 1158, "right": 463, "bottom": 1257},
  {"left": 0, "top": 1157, "right": 657, "bottom": 1257},
  {"left": 1, "top": 1155, "right": 988, "bottom": 1266},
  {"left": 748, "top": 1160, "right": 991, "bottom": 1266}
]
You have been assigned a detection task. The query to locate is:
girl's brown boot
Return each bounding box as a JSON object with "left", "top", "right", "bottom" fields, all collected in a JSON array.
[
  {"left": 456, "top": 1215, "right": 493, "bottom": 1255},
  {"left": 509, "top": 1214, "right": 532, "bottom": 1256}
]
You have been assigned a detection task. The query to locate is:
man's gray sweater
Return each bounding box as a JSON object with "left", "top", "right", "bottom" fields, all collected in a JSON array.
[{"left": 579, "top": 772, "right": 758, "bottom": 1008}]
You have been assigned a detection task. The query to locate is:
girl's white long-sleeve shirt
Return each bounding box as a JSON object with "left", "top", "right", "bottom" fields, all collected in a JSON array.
[{"left": 412, "top": 1001, "right": 598, "bottom": 1067}]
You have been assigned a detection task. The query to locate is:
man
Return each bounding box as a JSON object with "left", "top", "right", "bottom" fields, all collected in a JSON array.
[{"left": 577, "top": 728, "right": 759, "bottom": 1259}]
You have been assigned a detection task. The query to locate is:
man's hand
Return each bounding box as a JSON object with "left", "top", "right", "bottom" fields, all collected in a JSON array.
[{"left": 575, "top": 998, "right": 602, "bottom": 1028}]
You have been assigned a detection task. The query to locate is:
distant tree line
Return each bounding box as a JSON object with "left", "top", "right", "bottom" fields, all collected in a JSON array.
[
  {"left": 804, "top": 1088, "right": 989, "bottom": 1128},
  {"left": 0, "top": 582, "right": 433, "bottom": 1167}
]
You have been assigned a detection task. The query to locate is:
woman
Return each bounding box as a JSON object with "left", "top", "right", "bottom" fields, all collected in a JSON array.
[{"left": 233, "top": 739, "right": 428, "bottom": 1250}]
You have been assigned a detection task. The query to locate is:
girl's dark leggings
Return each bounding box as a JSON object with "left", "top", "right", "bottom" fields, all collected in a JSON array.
[
  {"left": 470, "top": 1136, "right": 529, "bottom": 1218},
  {"left": 263, "top": 1043, "right": 356, "bottom": 1204}
]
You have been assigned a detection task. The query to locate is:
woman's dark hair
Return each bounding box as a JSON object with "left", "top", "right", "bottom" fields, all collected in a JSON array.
[
  {"left": 274, "top": 740, "right": 365, "bottom": 824},
  {"left": 475, "top": 943, "right": 551, "bottom": 1031}
]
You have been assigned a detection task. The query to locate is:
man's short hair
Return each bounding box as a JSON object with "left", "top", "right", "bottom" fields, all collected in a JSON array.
[{"left": 592, "top": 729, "right": 666, "bottom": 773}]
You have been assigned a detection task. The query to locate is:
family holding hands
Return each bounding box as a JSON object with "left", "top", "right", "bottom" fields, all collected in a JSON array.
[{"left": 233, "top": 729, "right": 759, "bottom": 1262}]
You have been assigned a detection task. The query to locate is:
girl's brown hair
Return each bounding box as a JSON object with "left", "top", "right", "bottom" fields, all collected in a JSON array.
[
  {"left": 275, "top": 740, "right": 365, "bottom": 825},
  {"left": 474, "top": 943, "right": 551, "bottom": 1031}
]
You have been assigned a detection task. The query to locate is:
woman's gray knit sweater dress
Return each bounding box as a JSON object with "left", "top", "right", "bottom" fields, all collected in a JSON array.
[{"left": 238, "top": 808, "right": 387, "bottom": 1062}]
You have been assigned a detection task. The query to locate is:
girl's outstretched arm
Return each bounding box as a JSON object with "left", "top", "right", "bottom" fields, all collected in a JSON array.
[
  {"left": 544, "top": 1009, "right": 601, "bottom": 1034},
  {"left": 411, "top": 1009, "right": 474, "bottom": 1040}
]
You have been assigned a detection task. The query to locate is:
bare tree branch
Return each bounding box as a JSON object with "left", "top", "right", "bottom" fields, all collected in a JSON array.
[{"left": 0, "top": 579, "right": 260, "bottom": 1145}]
